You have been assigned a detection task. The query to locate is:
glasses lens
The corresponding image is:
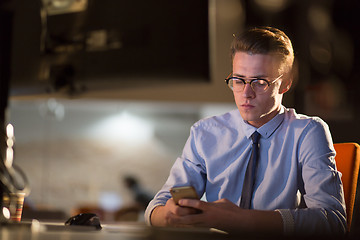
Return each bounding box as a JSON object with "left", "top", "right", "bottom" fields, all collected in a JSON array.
[
  {"left": 251, "top": 80, "right": 269, "bottom": 92},
  {"left": 230, "top": 79, "right": 245, "bottom": 91}
]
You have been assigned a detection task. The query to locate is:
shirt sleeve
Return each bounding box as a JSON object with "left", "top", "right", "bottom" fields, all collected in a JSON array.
[
  {"left": 286, "top": 118, "right": 347, "bottom": 235},
  {"left": 144, "top": 124, "right": 207, "bottom": 225}
]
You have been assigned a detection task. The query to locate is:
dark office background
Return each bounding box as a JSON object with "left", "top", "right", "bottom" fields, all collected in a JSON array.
[
  {"left": 1, "top": 0, "right": 360, "bottom": 143},
  {"left": 241, "top": 0, "right": 360, "bottom": 144}
]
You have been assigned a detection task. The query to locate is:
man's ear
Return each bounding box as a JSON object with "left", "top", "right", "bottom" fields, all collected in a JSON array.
[
  {"left": 279, "top": 77, "right": 292, "bottom": 94},
  {"left": 279, "top": 60, "right": 297, "bottom": 94},
  {"left": 279, "top": 61, "right": 297, "bottom": 94}
]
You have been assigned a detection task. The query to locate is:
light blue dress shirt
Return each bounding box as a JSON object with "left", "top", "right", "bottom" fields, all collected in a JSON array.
[{"left": 145, "top": 106, "right": 346, "bottom": 235}]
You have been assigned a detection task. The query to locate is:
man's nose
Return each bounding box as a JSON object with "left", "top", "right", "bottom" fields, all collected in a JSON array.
[{"left": 242, "top": 83, "right": 255, "bottom": 97}]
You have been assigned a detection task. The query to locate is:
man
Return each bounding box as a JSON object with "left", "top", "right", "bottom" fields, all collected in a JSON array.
[{"left": 144, "top": 27, "right": 346, "bottom": 236}]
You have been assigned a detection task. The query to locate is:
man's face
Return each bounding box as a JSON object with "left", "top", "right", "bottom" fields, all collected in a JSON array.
[{"left": 232, "top": 51, "right": 288, "bottom": 128}]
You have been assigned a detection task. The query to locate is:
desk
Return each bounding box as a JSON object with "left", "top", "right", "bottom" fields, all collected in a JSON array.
[
  {"left": 0, "top": 220, "right": 230, "bottom": 240},
  {"left": 3, "top": 220, "right": 350, "bottom": 240}
]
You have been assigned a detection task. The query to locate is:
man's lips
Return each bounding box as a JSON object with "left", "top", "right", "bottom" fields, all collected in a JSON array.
[{"left": 241, "top": 103, "right": 255, "bottom": 109}]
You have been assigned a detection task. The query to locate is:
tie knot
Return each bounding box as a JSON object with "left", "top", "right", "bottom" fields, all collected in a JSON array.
[{"left": 251, "top": 131, "right": 260, "bottom": 144}]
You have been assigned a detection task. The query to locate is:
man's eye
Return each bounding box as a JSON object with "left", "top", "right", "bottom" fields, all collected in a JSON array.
[
  {"left": 233, "top": 79, "right": 245, "bottom": 84},
  {"left": 253, "top": 80, "right": 268, "bottom": 86}
]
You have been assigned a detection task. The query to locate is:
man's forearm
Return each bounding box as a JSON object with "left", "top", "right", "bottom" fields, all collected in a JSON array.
[
  {"left": 230, "top": 209, "right": 283, "bottom": 234},
  {"left": 150, "top": 205, "right": 166, "bottom": 226}
]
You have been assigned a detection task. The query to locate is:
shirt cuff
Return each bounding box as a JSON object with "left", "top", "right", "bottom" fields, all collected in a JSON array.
[{"left": 275, "top": 209, "right": 295, "bottom": 235}]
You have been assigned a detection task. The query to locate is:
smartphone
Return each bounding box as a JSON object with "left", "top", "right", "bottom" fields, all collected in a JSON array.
[{"left": 170, "top": 186, "right": 199, "bottom": 205}]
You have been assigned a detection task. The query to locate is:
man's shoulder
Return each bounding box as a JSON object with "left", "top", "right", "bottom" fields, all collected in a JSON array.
[
  {"left": 284, "top": 108, "right": 328, "bottom": 129},
  {"left": 193, "top": 109, "right": 240, "bottom": 130}
]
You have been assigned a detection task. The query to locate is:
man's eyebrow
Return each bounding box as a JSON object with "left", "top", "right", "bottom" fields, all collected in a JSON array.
[
  {"left": 232, "top": 73, "right": 267, "bottom": 79},
  {"left": 232, "top": 73, "right": 245, "bottom": 78}
]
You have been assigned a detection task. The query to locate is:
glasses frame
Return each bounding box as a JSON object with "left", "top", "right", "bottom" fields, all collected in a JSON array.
[{"left": 225, "top": 73, "right": 283, "bottom": 93}]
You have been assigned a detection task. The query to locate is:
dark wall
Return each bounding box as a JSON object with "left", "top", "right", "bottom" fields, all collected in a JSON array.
[
  {"left": 0, "top": 6, "right": 12, "bottom": 154},
  {"left": 8, "top": 0, "right": 210, "bottom": 96}
]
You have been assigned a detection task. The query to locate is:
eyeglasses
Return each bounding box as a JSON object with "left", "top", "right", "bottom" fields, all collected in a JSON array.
[{"left": 225, "top": 73, "right": 283, "bottom": 93}]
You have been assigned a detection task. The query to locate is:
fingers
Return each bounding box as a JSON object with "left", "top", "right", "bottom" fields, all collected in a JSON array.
[
  {"left": 178, "top": 199, "right": 204, "bottom": 210},
  {"left": 165, "top": 198, "right": 240, "bottom": 229},
  {"left": 174, "top": 206, "right": 199, "bottom": 216},
  {"left": 166, "top": 198, "right": 200, "bottom": 216},
  {"left": 165, "top": 209, "right": 201, "bottom": 227}
]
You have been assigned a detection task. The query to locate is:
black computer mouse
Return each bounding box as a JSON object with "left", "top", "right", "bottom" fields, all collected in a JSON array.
[{"left": 65, "top": 213, "right": 102, "bottom": 230}]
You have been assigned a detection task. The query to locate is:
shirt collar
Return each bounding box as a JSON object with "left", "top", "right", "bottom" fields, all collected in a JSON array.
[{"left": 240, "top": 106, "right": 285, "bottom": 140}]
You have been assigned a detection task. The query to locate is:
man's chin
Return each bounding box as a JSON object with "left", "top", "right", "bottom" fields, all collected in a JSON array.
[{"left": 239, "top": 111, "right": 257, "bottom": 122}]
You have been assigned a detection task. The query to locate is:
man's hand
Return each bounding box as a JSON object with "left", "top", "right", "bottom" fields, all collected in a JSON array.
[
  {"left": 176, "top": 198, "right": 246, "bottom": 231},
  {"left": 150, "top": 198, "right": 200, "bottom": 227},
  {"left": 151, "top": 198, "right": 283, "bottom": 234}
]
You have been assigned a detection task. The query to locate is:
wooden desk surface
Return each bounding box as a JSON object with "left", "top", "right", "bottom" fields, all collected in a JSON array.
[{"left": 0, "top": 221, "right": 230, "bottom": 240}]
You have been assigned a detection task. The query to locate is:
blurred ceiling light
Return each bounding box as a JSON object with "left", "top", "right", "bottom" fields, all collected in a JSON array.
[
  {"left": 39, "top": 98, "right": 65, "bottom": 121},
  {"left": 2, "top": 207, "right": 10, "bottom": 220},
  {"left": 310, "top": 39, "right": 332, "bottom": 65},
  {"left": 218, "top": 0, "right": 245, "bottom": 22},
  {"left": 308, "top": 4, "right": 331, "bottom": 32},
  {"left": 5, "top": 148, "right": 13, "bottom": 168},
  {"left": 254, "top": 0, "right": 290, "bottom": 13},
  {"left": 5, "top": 124, "right": 15, "bottom": 168},
  {"left": 42, "top": 0, "right": 88, "bottom": 15},
  {"left": 90, "top": 111, "right": 154, "bottom": 144},
  {"left": 99, "top": 191, "right": 122, "bottom": 212},
  {"left": 6, "top": 124, "right": 14, "bottom": 139}
]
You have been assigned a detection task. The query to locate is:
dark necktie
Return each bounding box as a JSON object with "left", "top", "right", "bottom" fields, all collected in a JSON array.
[{"left": 240, "top": 131, "right": 261, "bottom": 209}]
